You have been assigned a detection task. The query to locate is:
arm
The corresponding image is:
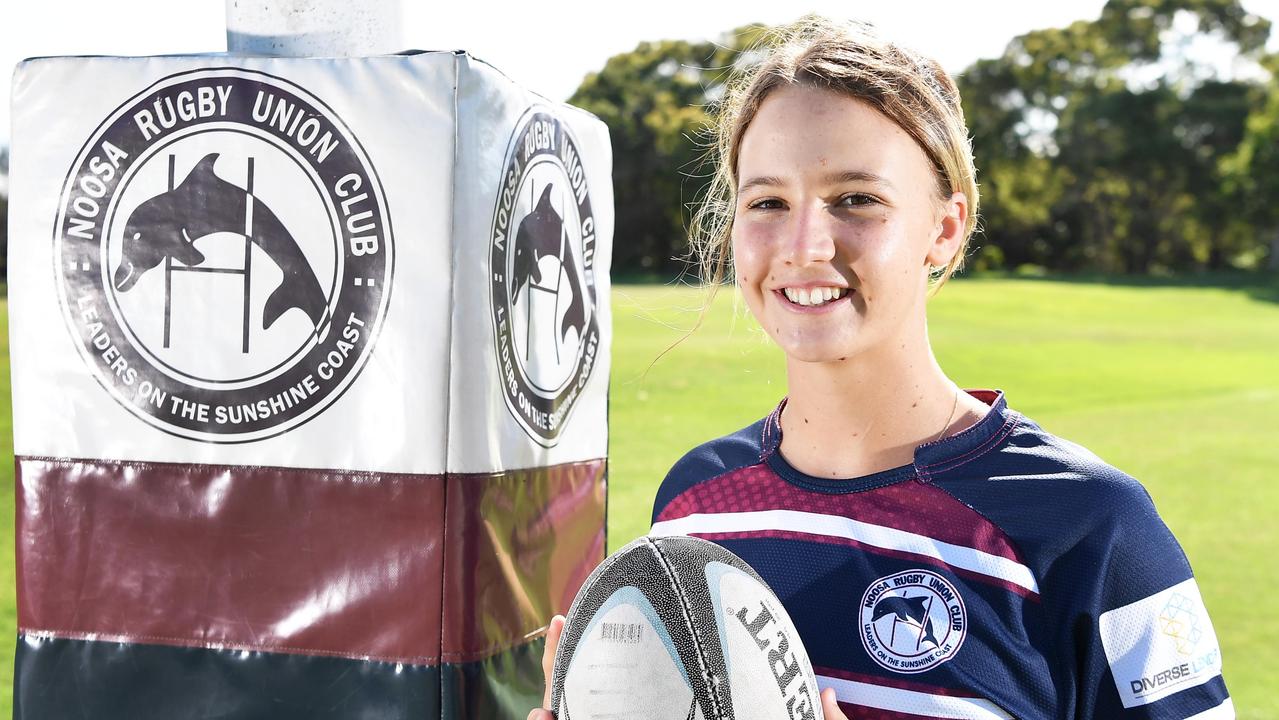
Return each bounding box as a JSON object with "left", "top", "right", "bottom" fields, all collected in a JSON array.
[{"left": 1051, "top": 480, "right": 1231, "bottom": 719}]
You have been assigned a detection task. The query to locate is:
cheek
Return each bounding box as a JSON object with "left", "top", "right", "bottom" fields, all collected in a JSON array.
[
  {"left": 861, "top": 217, "right": 926, "bottom": 269},
  {"left": 731, "top": 235, "right": 763, "bottom": 282}
]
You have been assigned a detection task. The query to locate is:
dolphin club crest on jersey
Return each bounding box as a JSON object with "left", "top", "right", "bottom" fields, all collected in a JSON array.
[
  {"left": 860, "top": 570, "right": 967, "bottom": 674},
  {"left": 489, "top": 106, "right": 601, "bottom": 446},
  {"left": 53, "top": 68, "right": 393, "bottom": 443}
]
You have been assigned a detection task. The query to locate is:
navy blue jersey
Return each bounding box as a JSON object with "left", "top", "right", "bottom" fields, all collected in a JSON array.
[{"left": 650, "top": 390, "right": 1231, "bottom": 720}]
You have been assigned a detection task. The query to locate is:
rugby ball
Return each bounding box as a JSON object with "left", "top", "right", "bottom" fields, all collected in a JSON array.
[{"left": 549, "top": 535, "right": 820, "bottom": 720}]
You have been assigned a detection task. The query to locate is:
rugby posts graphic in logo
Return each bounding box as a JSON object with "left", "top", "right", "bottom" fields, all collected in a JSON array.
[
  {"left": 860, "top": 570, "right": 967, "bottom": 674},
  {"left": 489, "top": 107, "right": 601, "bottom": 447},
  {"left": 54, "top": 68, "right": 394, "bottom": 443}
]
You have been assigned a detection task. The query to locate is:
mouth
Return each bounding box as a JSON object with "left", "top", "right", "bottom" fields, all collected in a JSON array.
[{"left": 776, "top": 286, "right": 851, "bottom": 312}]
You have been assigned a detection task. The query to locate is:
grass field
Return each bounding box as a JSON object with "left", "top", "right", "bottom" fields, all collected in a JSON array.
[{"left": 0, "top": 274, "right": 1275, "bottom": 717}]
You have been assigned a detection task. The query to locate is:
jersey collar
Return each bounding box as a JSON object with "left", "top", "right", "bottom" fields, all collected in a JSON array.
[
  {"left": 912, "top": 390, "right": 1018, "bottom": 481},
  {"left": 761, "top": 389, "right": 1017, "bottom": 493}
]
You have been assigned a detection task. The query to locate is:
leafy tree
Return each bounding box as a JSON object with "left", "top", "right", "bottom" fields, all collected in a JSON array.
[
  {"left": 960, "top": 0, "right": 1270, "bottom": 273},
  {"left": 574, "top": 1, "right": 1275, "bottom": 276},
  {"left": 1222, "top": 52, "right": 1279, "bottom": 269}
]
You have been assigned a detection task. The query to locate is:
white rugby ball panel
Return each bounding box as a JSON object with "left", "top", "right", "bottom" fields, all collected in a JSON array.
[
  {"left": 561, "top": 587, "right": 695, "bottom": 720},
  {"left": 551, "top": 536, "right": 712, "bottom": 720},
  {"left": 706, "top": 562, "right": 821, "bottom": 720},
  {"left": 550, "top": 535, "right": 818, "bottom": 720}
]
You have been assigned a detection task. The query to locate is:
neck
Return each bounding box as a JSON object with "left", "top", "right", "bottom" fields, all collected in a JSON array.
[{"left": 778, "top": 319, "right": 980, "bottom": 479}]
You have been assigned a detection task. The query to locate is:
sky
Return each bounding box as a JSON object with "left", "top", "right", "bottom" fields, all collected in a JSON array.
[{"left": 2, "top": 0, "right": 1278, "bottom": 152}]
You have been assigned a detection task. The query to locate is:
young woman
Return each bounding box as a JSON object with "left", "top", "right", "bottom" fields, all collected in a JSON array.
[{"left": 533, "top": 16, "right": 1230, "bottom": 720}]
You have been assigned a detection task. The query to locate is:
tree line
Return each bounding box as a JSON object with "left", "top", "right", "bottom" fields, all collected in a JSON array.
[{"left": 570, "top": 0, "right": 1279, "bottom": 278}]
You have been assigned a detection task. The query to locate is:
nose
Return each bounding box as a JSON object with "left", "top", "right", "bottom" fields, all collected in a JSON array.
[{"left": 781, "top": 201, "right": 836, "bottom": 266}]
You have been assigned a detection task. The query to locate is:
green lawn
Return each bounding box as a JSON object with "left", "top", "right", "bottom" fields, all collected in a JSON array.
[
  {"left": 0, "top": 275, "right": 1275, "bottom": 717},
  {"left": 609, "top": 277, "right": 1279, "bottom": 719}
]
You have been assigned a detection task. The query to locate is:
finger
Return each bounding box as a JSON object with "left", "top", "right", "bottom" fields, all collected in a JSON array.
[
  {"left": 821, "top": 687, "right": 848, "bottom": 720},
  {"left": 541, "top": 615, "right": 566, "bottom": 710},
  {"left": 527, "top": 710, "right": 553, "bottom": 720}
]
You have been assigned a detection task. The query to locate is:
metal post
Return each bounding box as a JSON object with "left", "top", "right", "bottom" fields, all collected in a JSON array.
[{"left": 226, "top": 0, "right": 404, "bottom": 57}]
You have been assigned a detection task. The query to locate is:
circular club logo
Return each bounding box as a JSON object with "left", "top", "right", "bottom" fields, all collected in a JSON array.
[
  {"left": 860, "top": 570, "right": 966, "bottom": 674},
  {"left": 54, "top": 68, "right": 394, "bottom": 443},
  {"left": 489, "top": 106, "right": 601, "bottom": 446}
]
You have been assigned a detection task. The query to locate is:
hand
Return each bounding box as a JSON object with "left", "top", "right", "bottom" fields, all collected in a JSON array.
[
  {"left": 526, "top": 615, "right": 565, "bottom": 720},
  {"left": 822, "top": 687, "right": 850, "bottom": 719}
]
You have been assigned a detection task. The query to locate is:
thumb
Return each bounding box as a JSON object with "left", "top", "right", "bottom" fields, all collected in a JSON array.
[
  {"left": 541, "top": 615, "right": 566, "bottom": 711},
  {"left": 821, "top": 687, "right": 849, "bottom": 720}
]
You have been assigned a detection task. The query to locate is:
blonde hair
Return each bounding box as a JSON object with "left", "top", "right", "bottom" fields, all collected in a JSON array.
[{"left": 691, "top": 15, "right": 980, "bottom": 295}]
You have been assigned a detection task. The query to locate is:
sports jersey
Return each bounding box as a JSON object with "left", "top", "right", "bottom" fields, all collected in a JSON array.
[{"left": 649, "top": 390, "right": 1231, "bottom": 720}]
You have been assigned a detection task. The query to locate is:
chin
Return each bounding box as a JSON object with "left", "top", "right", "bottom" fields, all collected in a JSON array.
[
  {"left": 755, "top": 306, "right": 874, "bottom": 365},
  {"left": 773, "top": 335, "right": 863, "bottom": 365},
  {"left": 790, "top": 350, "right": 856, "bottom": 365}
]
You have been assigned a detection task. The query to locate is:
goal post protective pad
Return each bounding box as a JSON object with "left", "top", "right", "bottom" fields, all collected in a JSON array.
[{"left": 8, "top": 51, "right": 610, "bottom": 718}]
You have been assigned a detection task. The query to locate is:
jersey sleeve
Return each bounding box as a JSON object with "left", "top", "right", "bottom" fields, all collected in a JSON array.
[
  {"left": 649, "top": 418, "right": 766, "bottom": 528},
  {"left": 1051, "top": 476, "right": 1232, "bottom": 719}
]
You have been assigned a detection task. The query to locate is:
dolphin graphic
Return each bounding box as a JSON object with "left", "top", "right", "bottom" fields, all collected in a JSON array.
[
  {"left": 115, "top": 153, "right": 328, "bottom": 331},
  {"left": 510, "top": 184, "right": 587, "bottom": 343},
  {"left": 871, "top": 595, "right": 939, "bottom": 648}
]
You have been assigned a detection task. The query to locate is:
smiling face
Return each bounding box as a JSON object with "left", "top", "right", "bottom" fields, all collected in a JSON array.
[{"left": 731, "top": 84, "right": 967, "bottom": 364}]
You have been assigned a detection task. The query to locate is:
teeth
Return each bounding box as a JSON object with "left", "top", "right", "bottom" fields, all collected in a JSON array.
[{"left": 782, "top": 287, "right": 847, "bottom": 306}]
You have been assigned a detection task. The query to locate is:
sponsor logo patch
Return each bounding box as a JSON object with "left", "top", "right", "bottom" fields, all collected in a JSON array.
[
  {"left": 489, "top": 106, "right": 600, "bottom": 446},
  {"left": 860, "top": 570, "right": 966, "bottom": 674},
  {"left": 1159, "top": 591, "right": 1205, "bottom": 655},
  {"left": 54, "top": 68, "right": 393, "bottom": 443},
  {"left": 1100, "top": 578, "right": 1223, "bottom": 708}
]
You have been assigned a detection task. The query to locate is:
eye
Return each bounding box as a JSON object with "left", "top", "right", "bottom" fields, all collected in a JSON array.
[
  {"left": 747, "top": 197, "right": 785, "bottom": 211},
  {"left": 837, "top": 193, "right": 877, "bottom": 208}
]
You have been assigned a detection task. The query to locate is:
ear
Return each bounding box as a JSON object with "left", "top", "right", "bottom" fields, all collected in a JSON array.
[{"left": 924, "top": 192, "right": 968, "bottom": 267}]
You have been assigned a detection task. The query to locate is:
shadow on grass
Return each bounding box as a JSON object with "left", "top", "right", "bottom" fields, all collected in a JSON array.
[
  {"left": 611, "top": 270, "right": 702, "bottom": 286},
  {"left": 964, "top": 270, "right": 1279, "bottom": 304}
]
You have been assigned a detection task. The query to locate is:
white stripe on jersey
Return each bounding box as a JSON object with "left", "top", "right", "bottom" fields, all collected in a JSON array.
[
  {"left": 818, "top": 675, "right": 1013, "bottom": 719},
  {"left": 650, "top": 509, "right": 1040, "bottom": 594},
  {"left": 1186, "top": 697, "right": 1234, "bottom": 719}
]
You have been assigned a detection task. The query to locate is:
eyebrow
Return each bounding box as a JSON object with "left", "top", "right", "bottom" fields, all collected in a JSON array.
[
  {"left": 737, "top": 175, "right": 785, "bottom": 193},
  {"left": 737, "top": 170, "right": 894, "bottom": 194},
  {"left": 824, "top": 170, "right": 894, "bottom": 189}
]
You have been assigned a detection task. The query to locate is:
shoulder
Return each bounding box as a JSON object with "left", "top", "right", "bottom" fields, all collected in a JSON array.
[
  {"left": 935, "top": 411, "right": 1232, "bottom": 714},
  {"left": 937, "top": 411, "right": 1160, "bottom": 523},
  {"left": 650, "top": 415, "right": 768, "bottom": 524},
  {"left": 968, "top": 420, "right": 1231, "bottom": 716},
  {"left": 951, "top": 410, "right": 1144, "bottom": 497},
  {"left": 932, "top": 412, "right": 1188, "bottom": 597}
]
